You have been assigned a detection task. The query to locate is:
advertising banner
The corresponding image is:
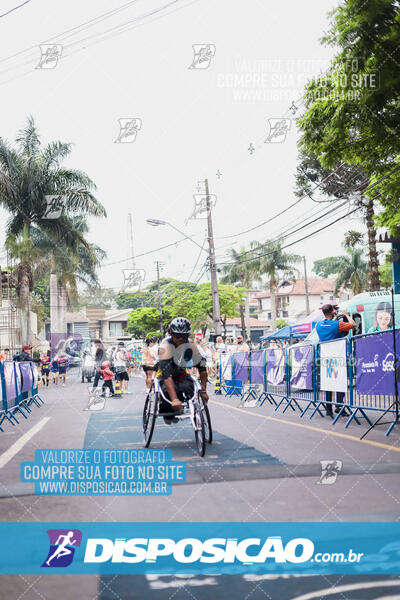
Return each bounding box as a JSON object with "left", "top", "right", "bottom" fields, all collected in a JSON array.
[
  {"left": 355, "top": 330, "right": 400, "bottom": 395},
  {"left": 320, "top": 339, "right": 348, "bottom": 393},
  {"left": 0, "top": 521, "right": 399, "bottom": 575},
  {"left": 250, "top": 350, "right": 264, "bottom": 384},
  {"left": 220, "top": 353, "right": 232, "bottom": 381},
  {"left": 3, "top": 360, "right": 18, "bottom": 405},
  {"left": 234, "top": 352, "right": 249, "bottom": 383},
  {"left": 266, "top": 348, "right": 285, "bottom": 386},
  {"left": 290, "top": 345, "right": 313, "bottom": 389},
  {"left": 19, "top": 362, "right": 33, "bottom": 394}
]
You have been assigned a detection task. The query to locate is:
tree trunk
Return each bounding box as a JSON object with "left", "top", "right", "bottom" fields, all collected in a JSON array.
[
  {"left": 270, "top": 279, "right": 277, "bottom": 331},
  {"left": 245, "top": 290, "right": 251, "bottom": 341},
  {"left": 59, "top": 285, "right": 68, "bottom": 335},
  {"left": 239, "top": 303, "right": 246, "bottom": 338},
  {"left": 19, "top": 269, "right": 31, "bottom": 346},
  {"left": 50, "top": 268, "right": 58, "bottom": 337},
  {"left": 364, "top": 197, "right": 380, "bottom": 291}
]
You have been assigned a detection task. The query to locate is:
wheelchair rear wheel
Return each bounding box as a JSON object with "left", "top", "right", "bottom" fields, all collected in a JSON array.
[
  {"left": 193, "top": 398, "right": 206, "bottom": 457},
  {"left": 143, "top": 388, "right": 157, "bottom": 447},
  {"left": 199, "top": 391, "right": 212, "bottom": 444}
]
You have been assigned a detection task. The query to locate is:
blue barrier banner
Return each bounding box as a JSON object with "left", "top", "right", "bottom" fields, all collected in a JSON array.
[
  {"left": 0, "top": 522, "right": 399, "bottom": 574},
  {"left": 234, "top": 352, "right": 249, "bottom": 383},
  {"left": 250, "top": 350, "right": 264, "bottom": 384}
]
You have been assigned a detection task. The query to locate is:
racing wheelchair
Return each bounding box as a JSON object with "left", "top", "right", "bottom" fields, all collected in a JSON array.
[{"left": 142, "top": 374, "right": 212, "bottom": 457}]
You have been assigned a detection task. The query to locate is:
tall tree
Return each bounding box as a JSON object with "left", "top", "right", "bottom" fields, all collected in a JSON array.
[
  {"left": 0, "top": 117, "right": 106, "bottom": 343},
  {"left": 298, "top": 0, "right": 400, "bottom": 235},
  {"left": 253, "top": 241, "right": 300, "bottom": 331},
  {"left": 295, "top": 151, "right": 380, "bottom": 289},
  {"left": 221, "top": 246, "right": 259, "bottom": 338}
]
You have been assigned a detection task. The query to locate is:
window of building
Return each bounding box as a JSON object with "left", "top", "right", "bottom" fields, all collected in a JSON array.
[
  {"left": 109, "top": 321, "right": 124, "bottom": 336},
  {"left": 268, "top": 312, "right": 272, "bottom": 320},
  {"left": 283, "top": 310, "right": 289, "bottom": 318}
]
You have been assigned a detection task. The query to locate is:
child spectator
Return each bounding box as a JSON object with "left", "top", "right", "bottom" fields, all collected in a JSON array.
[{"left": 100, "top": 360, "right": 115, "bottom": 397}]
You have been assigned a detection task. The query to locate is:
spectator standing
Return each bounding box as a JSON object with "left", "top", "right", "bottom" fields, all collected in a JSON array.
[
  {"left": 316, "top": 303, "right": 357, "bottom": 417},
  {"left": 92, "top": 340, "right": 107, "bottom": 389},
  {"left": 142, "top": 338, "right": 157, "bottom": 389},
  {"left": 215, "top": 336, "right": 226, "bottom": 354},
  {"left": 114, "top": 342, "right": 130, "bottom": 394},
  {"left": 235, "top": 336, "right": 250, "bottom": 352},
  {"left": 100, "top": 361, "right": 115, "bottom": 397}
]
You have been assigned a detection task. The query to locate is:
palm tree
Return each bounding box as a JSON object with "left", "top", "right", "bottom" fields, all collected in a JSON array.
[
  {"left": 0, "top": 117, "right": 106, "bottom": 343},
  {"left": 31, "top": 217, "right": 106, "bottom": 335},
  {"left": 253, "top": 241, "right": 300, "bottom": 331},
  {"left": 335, "top": 247, "right": 368, "bottom": 296},
  {"left": 221, "top": 246, "right": 259, "bottom": 338}
]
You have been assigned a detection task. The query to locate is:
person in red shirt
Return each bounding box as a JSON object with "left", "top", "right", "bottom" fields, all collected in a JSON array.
[{"left": 100, "top": 360, "right": 115, "bottom": 397}]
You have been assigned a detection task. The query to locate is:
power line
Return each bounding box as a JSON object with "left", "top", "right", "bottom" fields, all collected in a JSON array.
[
  {"left": 188, "top": 234, "right": 207, "bottom": 281},
  {"left": 215, "top": 162, "right": 347, "bottom": 240},
  {"left": 218, "top": 206, "right": 359, "bottom": 267},
  {"left": 0, "top": 0, "right": 32, "bottom": 19},
  {"left": 101, "top": 234, "right": 200, "bottom": 267}
]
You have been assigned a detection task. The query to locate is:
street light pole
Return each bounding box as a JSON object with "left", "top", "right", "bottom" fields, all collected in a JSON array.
[{"left": 205, "top": 179, "right": 222, "bottom": 336}]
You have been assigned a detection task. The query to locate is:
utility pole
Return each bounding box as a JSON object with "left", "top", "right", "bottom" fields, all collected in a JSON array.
[
  {"left": 205, "top": 178, "right": 222, "bottom": 336},
  {"left": 155, "top": 261, "right": 163, "bottom": 334},
  {"left": 303, "top": 255, "right": 310, "bottom": 314}
]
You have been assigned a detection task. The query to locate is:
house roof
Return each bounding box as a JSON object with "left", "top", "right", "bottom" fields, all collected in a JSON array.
[
  {"left": 255, "top": 278, "right": 336, "bottom": 298},
  {"left": 102, "top": 309, "right": 132, "bottom": 322},
  {"left": 225, "top": 317, "right": 270, "bottom": 327},
  {"left": 66, "top": 311, "right": 89, "bottom": 323}
]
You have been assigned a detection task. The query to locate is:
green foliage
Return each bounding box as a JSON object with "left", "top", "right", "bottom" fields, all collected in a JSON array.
[
  {"left": 115, "top": 290, "right": 155, "bottom": 310},
  {"left": 276, "top": 319, "right": 289, "bottom": 329},
  {"left": 379, "top": 261, "right": 393, "bottom": 289},
  {"left": 126, "top": 307, "right": 161, "bottom": 338},
  {"left": 78, "top": 287, "right": 116, "bottom": 310},
  {"left": 297, "top": 0, "right": 400, "bottom": 234},
  {"left": 313, "top": 256, "right": 347, "bottom": 277}
]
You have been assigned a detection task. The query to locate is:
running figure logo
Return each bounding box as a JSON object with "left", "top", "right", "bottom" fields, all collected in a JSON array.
[
  {"left": 42, "top": 529, "right": 82, "bottom": 568},
  {"left": 188, "top": 44, "right": 216, "bottom": 69},
  {"left": 317, "top": 460, "right": 342, "bottom": 485}
]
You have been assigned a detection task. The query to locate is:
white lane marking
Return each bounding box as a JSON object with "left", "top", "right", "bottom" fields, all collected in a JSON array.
[{"left": 0, "top": 417, "right": 51, "bottom": 469}]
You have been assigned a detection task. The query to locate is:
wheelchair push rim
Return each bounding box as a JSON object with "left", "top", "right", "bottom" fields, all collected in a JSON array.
[{"left": 143, "top": 388, "right": 157, "bottom": 448}]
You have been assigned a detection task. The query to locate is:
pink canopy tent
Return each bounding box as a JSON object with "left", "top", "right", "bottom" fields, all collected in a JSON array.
[{"left": 290, "top": 307, "right": 325, "bottom": 336}]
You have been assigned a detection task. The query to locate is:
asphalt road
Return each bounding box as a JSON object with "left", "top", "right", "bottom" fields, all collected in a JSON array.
[{"left": 0, "top": 369, "right": 399, "bottom": 598}]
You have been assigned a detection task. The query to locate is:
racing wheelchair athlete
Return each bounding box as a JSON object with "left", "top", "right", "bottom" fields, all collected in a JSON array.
[{"left": 142, "top": 317, "right": 212, "bottom": 456}]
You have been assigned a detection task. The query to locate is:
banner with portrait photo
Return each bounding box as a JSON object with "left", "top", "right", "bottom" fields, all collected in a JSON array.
[
  {"left": 266, "top": 348, "right": 285, "bottom": 386},
  {"left": 320, "top": 339, "right": 348, "bottom": 392},
  {"left": 290, "top": 345, "right": 313, "bottom": 389}
]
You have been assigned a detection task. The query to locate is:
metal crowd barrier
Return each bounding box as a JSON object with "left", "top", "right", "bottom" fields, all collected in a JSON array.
[
  {"left": 220, "top": 329, "right": 400, "bottom": 435},
  {"left": 0, "top": 361, "right": 44, "bottom": 431}
]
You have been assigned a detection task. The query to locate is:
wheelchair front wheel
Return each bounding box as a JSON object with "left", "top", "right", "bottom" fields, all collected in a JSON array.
[{"left": 143, "top": 389, "right": 157, "bottom": 448}]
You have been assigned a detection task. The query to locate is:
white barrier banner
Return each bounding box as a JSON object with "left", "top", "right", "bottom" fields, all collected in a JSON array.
[
  {"left": 220, "top": 354, "right": 232, "bottom": 380},
  {"left": 320, "top": 338, "right": 348, "bottom": 392}
]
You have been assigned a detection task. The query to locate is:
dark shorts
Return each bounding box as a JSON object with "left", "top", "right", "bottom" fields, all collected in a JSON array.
[
  {"left": 116, "top": 370, "right": 129, "bottom": 381},
  {"left": 42, "top": 368, "right": 49, "bottom": 375},
  {"left": 58, "top": 367, "right": 67, "bottom": 374},
  {"left": 159, "top": 374, "right": 195, "bottom": 413},
  {"left": 142, "top": 365, "right": 155, "bottom": 373}
]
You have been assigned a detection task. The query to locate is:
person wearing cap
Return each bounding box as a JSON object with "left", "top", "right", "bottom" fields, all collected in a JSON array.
[
  {"left": 13, "top": 345, "right": 41, "bottom": 363},
  {"left": 316, "top": 303, "right": 357, "bottom": 417},
  {"left": 235, "top": 335, "right": 250, "bottom": 352}
]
